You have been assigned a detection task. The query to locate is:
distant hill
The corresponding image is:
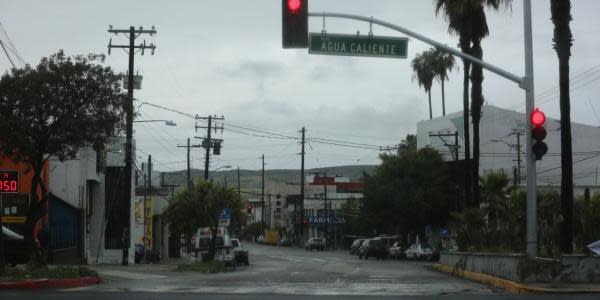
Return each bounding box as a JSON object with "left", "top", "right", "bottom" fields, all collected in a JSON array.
[{"left": 159, "top": 165, "right": 378, "bottom": 195}]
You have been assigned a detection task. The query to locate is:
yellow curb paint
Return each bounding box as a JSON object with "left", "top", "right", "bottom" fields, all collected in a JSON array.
[{"left": 434, "top": 263, "right": 600, "bottom": 294}]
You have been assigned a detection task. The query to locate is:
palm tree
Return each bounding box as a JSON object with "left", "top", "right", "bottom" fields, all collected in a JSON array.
[
  {"left": 550, "top": 0, "right": 574, "bottom": 254},
  {"left": 432, "top": 48, "right": 457, "bottom": 116},
  {"left": 435, "top": 0, "right": 474, "bottom": 208},
  {"left": 436, "top": 0, "right": 512, "bottom": 207},
  {"left": 411, "top": 51, "right": 436, "bottom": 119}
]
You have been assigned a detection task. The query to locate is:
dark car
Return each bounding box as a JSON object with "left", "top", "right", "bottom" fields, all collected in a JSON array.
[
  {"left": 305, "top": 237, "right": 326, "bottom": 251},
  {"left": 2, "top": 226, "right": 28, "bottom": 266},
  {"left": 358, "top": 238, "right": 389, "bottom": 260},
  {"left": 231, "top": 238, "right": 249, "bottom": 265},
  {"left": 350, "top": 239, "right": 365, "bottom": 255}
]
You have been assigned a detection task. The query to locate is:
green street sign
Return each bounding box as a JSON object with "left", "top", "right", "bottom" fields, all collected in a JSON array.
[{"left": 309, "top": 33, "right": 408, "bottom": 59}]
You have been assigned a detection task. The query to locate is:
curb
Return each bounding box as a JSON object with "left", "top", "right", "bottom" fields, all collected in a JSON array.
[
  {"left": 434, "top": 264, "right": 600, "bottom": 294},
  {"left": 0, "top": 276, "right": 100, "bottom": 290}
]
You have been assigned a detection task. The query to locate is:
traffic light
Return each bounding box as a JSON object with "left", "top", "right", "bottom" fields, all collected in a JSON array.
[
  {"left": 530, "top": 108, "right": 548, "bottom": 160},
  {"left": 282, "top": 0, "right": 308, "bottom": 48}
]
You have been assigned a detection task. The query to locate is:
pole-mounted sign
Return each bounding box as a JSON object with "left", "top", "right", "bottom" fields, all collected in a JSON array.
[{"left": 309, "top": 33, "right": 408, "bottom": 59}]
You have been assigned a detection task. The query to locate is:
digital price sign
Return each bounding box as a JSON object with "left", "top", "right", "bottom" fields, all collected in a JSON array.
[{"left": 0, "top": 170, "right": 19, "bottom": 193}]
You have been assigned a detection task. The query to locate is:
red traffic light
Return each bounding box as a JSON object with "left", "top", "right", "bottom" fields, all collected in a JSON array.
[
  {"left": 530, "top": 108, "right": 546, "bottom": 127},
  {"left": 287, "top": 0, "right": 302, "bottom": 13},
  {"left": 282, "top": 0, "right": 308, "bottom": 48}
]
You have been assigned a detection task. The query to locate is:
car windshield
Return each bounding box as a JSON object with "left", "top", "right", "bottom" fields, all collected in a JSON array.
[{"left": 232, "top": 240, "right": 240, "bottom": 247}]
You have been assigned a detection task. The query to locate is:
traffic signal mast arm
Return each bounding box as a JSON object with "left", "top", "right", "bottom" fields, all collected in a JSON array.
[
  {"left": 285, "top": 1, "right": 539, "bottom": 256},
  {"left": 307, "top": 12, "right": 523, "bottom": 86}
]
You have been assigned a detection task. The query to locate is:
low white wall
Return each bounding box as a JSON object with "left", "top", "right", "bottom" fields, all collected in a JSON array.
[{"left": 440, "top": 252, "right": 600, "bottom": 283}]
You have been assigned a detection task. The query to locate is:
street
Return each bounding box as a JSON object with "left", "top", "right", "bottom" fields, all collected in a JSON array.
[
  {"left": 87, "top": 243, "right": 497, "bottom": 295},
  {"left": 4, "top": 243, "right": 491, "bottom": 296},
  {"left": 2, "top": 244, "right": 599, "bottom": 299}
]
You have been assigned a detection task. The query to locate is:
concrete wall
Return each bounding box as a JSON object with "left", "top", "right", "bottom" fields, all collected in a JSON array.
[
  {"left": 440, "top": 252, "right": 600, "bottom": 283},
  {"left": 562, "top": 255, "right": 600, "bottom": 283}
]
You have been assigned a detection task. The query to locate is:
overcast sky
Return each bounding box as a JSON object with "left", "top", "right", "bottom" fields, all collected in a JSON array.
[{"left": 1, "top": 0, "right": 599, "bottom": 173}]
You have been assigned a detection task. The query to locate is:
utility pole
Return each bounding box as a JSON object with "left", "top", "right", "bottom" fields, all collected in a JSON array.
[
  {"left": 323, "top": 171, "right": 328, "bottom": 248},
  {"left": 195, "top": 115, "right": 224, "bottom": 181},
  {"left": 237, "top": 167, "right": 241, "bottom": 199},
  {"left": 429, "top": 132, "right": 460, "bottom": 161},
  {"left": 107, "top": 25, "right": 156, "bottom": 266},
  {"left": 177, "top": 138, "right": 201, "bottom": 190},
  {"left": 261, "top": 154, "right": 265, "bottom": 234},
  {"left": 299, "top": 127, "right": 306, "bottom": 246},
  {"left": 516, "top": 131, "right": 522, "bottom": 184},
  {"left": 454, "top": 131, "right": 459, "bottom": 162},
  {"left": 204, "top": 116, "right": 212, "bottom": 181}
]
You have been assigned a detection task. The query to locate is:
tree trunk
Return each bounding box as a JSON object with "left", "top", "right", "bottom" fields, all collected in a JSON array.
[
  {"left": 551, "top": 0, "right": 573, "bottom": 254},
  {"left": 470, "top": 40, "right": 484, "bottom": 208},
  {"left": 460, "top": 38, "right": 472, "bottom": 209},
  {"left": 428, "top": 89, "right": 433, "bottom": 120},
  {"left": 441, "top": 79, "right": 446, "bottom": 116},
  {"left": 23, "top": 161, "right": 50, "bottom": 264}
]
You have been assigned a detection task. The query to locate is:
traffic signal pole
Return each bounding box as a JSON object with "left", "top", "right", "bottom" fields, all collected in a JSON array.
[{"left": 307, "top": 0, "right": 538, "bottom": 256}]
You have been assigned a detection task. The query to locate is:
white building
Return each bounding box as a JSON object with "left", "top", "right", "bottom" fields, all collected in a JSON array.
[
  {"left": 48, "top": 137, "right": 137, "bottom": 264},
  {"left": 417, "top": 105, "right": 600, "bottom": 193}
]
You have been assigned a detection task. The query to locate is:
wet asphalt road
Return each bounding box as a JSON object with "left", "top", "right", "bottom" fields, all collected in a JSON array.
[
  {"left": 5, "top": 243, "right": 591, "bottom": 298},
  {"left": 84, "top": 243, "right": 494, "bottom": 295}
]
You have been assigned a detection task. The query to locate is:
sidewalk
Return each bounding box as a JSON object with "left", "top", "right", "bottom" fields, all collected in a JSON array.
[{"left": 434, "top": 263, "right": 600, "bottom": 294}]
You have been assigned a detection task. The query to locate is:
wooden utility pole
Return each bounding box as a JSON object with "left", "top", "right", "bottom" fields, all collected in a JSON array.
[
  {"left": 299, "top": 127, "right": 306, "bottom": 246},
  {"left": 237, "top": 166, "right": 241, "bottom": 198},
  {"left": 261, "top": 154, "right": 265, "bottom": 234},
  {"left": 107, "top": 25, "right": 156, "bottom": 266},
  {"left": 195, "top": 115, "right": 224, "bottom": 181},
  {"left": 177, "top": 138, "right": 200, "bottom": 190}
]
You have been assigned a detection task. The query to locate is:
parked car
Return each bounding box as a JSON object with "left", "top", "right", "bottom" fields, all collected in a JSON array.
[
  {"left": 305, "top": 237, "right": 326, "bottom": 251},
  {"left": 231, "top": 238, "right": 249, "bottom": 265},
  {"left": 404, "top": 243, "right": 433, "bottom": 260},
  {"left": 389, "top": 241, "right": 404, "bottom": 259},
  {"left": 2, "top": 226, "right": 28, "bottom": 266},
  {"left": 358, "top": 238, "right": 389, "bottom": 260},
  {"left": 350, "top": 239, "right": 365, "bottom": 255}
]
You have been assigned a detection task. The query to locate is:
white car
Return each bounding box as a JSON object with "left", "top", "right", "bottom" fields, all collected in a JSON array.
[
  {"left": 404, "top": 243, "right": 432, "bottom": 260},
  {"left": 389, "top": 241, "right": 404, "bottom": 259}
]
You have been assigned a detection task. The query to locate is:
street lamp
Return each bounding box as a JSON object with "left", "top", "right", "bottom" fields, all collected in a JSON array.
[
  {"left": 210, "top": 165, "right": 232, "bottom": 187},
  {"left": 213, "top": 165, "right": 232, "bottom": 172},
  {"left": 133, "top": 119, "right": 177, "bottom": 126}
]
